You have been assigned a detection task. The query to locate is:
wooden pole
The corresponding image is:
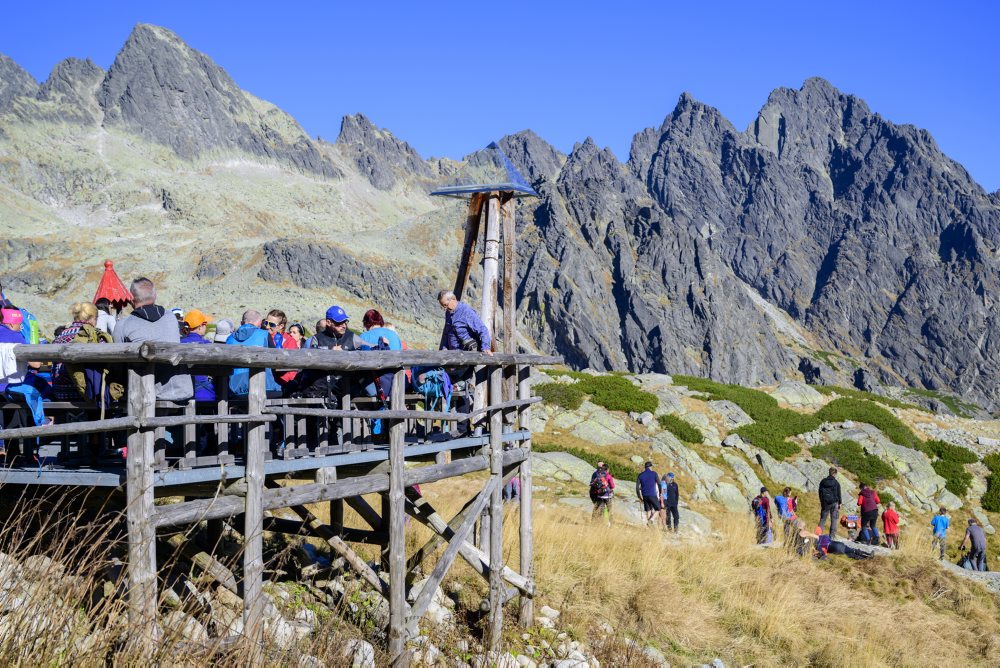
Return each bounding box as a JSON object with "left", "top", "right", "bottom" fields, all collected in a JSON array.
[
  {"left": 387, "top": 369, "right": 409, "bottom": 666},
  {"left": 242, "top": 369, "right": 267, "bottom": 652},
  {"left": 517, "top": 365, "right": 535, "bottom": 627},
  {"left": 487, "top": 365, "right": 504, "bottom": 649},
  {"left": 480, "top": 193, "right": 502, "bottom": 338},
  {"left": 126, "top": 365, "right": 159, "bottom": 650},
  {"left": 453, "top": 192, "right": 486, "bottom": 302},
  {"left": 501, "top": 195, "right": 518, "bottom": 411}
]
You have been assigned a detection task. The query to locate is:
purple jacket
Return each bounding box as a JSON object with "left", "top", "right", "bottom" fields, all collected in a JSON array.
[{"left": 442, "top": 302, "right": 491, "bottom": 352}]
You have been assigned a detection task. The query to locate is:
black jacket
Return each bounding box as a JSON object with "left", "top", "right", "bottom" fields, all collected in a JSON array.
[
  {"left": 314, "top": 329, "right": 361, "bottom": 350},
  {"left": 665, "top": 481, "right": 680, "bottom": 507},
  {"left": 818, "top": 475, "right": 842, "bottom": 506}
]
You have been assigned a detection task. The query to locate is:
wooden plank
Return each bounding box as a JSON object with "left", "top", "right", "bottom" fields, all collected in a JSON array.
[
  {"left": 501, "top": 193, "right": 517, "bottom": 358},
  {"left": 0, "top": 416, "right": 136, "bottom": 441},
  {"left": 517, "top": 365, "right": 535, "bottom": 627},
  {"left": 408, "top": 477, "right": 497, "bottom": 624},
  {"left": 151, "top": 448, "right": 529, "bottom": 528},
  {"left": 345, "top": 496, "right": 384, "bottom": 531},
  {"left": 387, "top": 369, "right": 408, "bottom": 666},
  {"left": 140, "top": 413, "right": 277, "bottom": 428},
  {"left": 242, "top": 369, "right": 267, "bottom": 648},
  {"left": 165, "top": 534, "right": 238, "bottom": 593},
  {"left": 183, "top": 400, "right": 197, "bottom": 466},
  {"left": 453, "top": 192, "right": 486, "bottom": 302},
  {"left": 262, "top": 517, "right": 380, "bottom": 544},
  {"left": 126, "top": 365, "right": 159, "bottom": 649},
  {"left": 265, "top": 406, "right": 460, "bottom": 421},
  {"left": 487, "top": 366, "right": 505, "bottom": 649},
  {"left": 216, "top": 380, "right": 230, "bottom": 458}
]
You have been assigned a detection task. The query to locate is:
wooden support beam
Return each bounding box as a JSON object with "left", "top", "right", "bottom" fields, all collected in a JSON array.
[
  {"left": 262, "top": 517, "right": 380, "bottom": 545},
  {"left": 408, "top": 477, "right": 497, "bottom": 627},
  {"left": 152, "top": 448, "right": 530, "bottom": 528},
  {"left": 387, "top": 369, "right": 409, "bottom": 666},
  {"left": 487, "top": 365, "right": 504, "bottom": 649},
  {"left": 345, "top": 496, "right": 384, "bottom": 531},
  {"left": 517, "top": 365, "right": 535, "bottom": 627},
  {"left": 165, "top": 534, "right": 238, "bottom": 593},
  {"left": 452, "top": 192, "right": 486, "bottom": 302},
  {"left": 502, "top": 194, "right": 518, "bottom": 407},
  {"left": 242, "top": 369, "right": 267, "bottom": 650},
  {"left": 264, "top": 480, "right": 390, "bottom": 598},
  {"left": 126, "top": 366, "right": 159, "bottom": 650}
]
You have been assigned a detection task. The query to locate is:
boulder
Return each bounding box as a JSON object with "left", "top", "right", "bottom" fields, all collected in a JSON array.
[
  {"left": 722, "top": 452, "right": 764, "bottom": 497},
  {"left": 342, "top": 639, "right": 377, "bottom": 668},
  {"left": 21, "top": 555, "right": 64, "bottom": 582},
  {"left": 569, "top": 402, "right": 632, "bottom": 445},
  {"left": 652, "top": 432, "right": 724, "bottom": 485},
  {"left": 163, "top": 610, "right": 209, "bottom": 643},
  {"left": 711, "top": 482, "right": 748, "bottom": 512},
  {"left": 791, "top": 457, "right": 834, "bottom": 492},
  {"left": 936, "top": 488, "right": 963, "bottom": 511},
  {"left": 770, "top": 381, "right": 825, "bottom": 409},
  {"left": 973, "top": 507, "right": 996, "bottom": 535},
  {"left": 754, "top": 449, "right": 808, "bottom": 490},
  {"left": 532, "top": 452, "right": 595, "bottom": 486},
  {"left": 707, "top": 400, "right": 754, "bottom": 429}
]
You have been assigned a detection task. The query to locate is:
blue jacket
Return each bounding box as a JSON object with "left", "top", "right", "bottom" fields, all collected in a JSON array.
[
  {"left": 360, "top": 327, "right": 402, "bottom": 350},
  {"left": 226, "top": 324, "right": 280, "bottom": 395},
  {"left": 931, "top": 514, "right": 950, "bottom": 538},
  {"left": 180, "top": 332, "right": 216, "bottom": 401},
  {"left": 637, "top": 468, "right": 660, "bottom": 498},
  {"left": 441, "top": 302, "right": 491, "bottom": 352}
]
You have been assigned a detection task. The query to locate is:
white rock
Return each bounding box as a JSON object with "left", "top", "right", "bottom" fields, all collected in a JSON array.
[
  {"left": 978, "top": 436, "right": 1000, "bottom": 448},
  {"left": 342, "top": 639, "right": 377, "bottom": 668},
  {"left": 536, "top": 615, "right": 555, "bottom": 629},
  {"left": 515, "top": 655, "right": 536, "bottom": 668},
  {"left": 264, "top": 617, "right": 297, "bottom": 650},
  {"left": 294, "top": 607, "right": 318, "bottom": 629},
  {"left": 424, "top": 643, "right": 441, "bottom": 664},
  {"left": 162, "top": 610, "right": 209, "bottom": 643},
  {"left": 597, "top": 621, "right": 614, "bottom": 635}
]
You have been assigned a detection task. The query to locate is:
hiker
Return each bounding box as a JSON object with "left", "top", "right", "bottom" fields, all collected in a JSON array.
[
  {"left": 793, "top": 519, "right": 814, "bottom": 557},
  {"left": 882, "top": 501, "right": 900, "bottom": 549},
  {"left": 960, "top": 518, "right": 988, "bottom": 571},
  {"left": 930, "top": 508, "right": 950, "bottom": 560},
  {"left": 225, "top": 310, "right": 281, "bottom": 397},
  {"left": 264, "top": 309, "right": 289, "bottom": 348},
  {"left": 112, "top": 278, "right": 193, "bottom": 401},
  {"left": 286, "top": 322, "right": 306, "bottom": 349},
  {"left": 813, "top": 528, "right": 873, "bottom": 560},
  {"left": 662, "top": 472, "right": 680, "bottom": 532},
  {"left": 857, "top": 483, "right": 881, "bottom": 545},
  {"left": 360, "top": 309, "right": 402, "bottom": 350},
  {"left": 752, "top": 487, "right": 773, "bottom": 544},
  {"left": 818, "top": 467, "right": 842, "bottom": 539},
  {"left": 0, "top": 307, "right": 51, "bottom": 435},
  {"left": 503, "top": 476, "right": 520, "bottom": 503},
  {"left": 95, "top": 297, "right": 116, "bottom": 335},
  {"left": 438, "top": 290, "right": 491, "bottom": 356},
  {"left": 180, "top": 309, "right": 216, "bottom": 402},
  {"left": 305, "top": 319, "right": 328, "bottom": 349},
  {"left": 0, "top": 280, "right": 40, "bottom": 343},
  {"left": 590, "top": 462, "right": 615, "bottom": 526},
  {"left": 313, "top": 306, "right": 361, "bottom": 350},
  {"left": 774, "top": 487, "right": 794, "bottom": 539},
  {"left": 53, "top": 302, "right": 125, "bottom": 404},
  {"left": 636, "top": 461, "right": 662, "bottom": 528},
  {"left": 213, "top": 318, "right": 235, "bottom": 344}
]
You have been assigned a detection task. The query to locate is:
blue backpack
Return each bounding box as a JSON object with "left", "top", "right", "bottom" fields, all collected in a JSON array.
[{"left": 412, "top": 367, "right": 452, "bottom": 412}]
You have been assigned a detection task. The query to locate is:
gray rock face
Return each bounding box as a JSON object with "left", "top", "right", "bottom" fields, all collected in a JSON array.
[
  {"left": 336, "top": 113, "right": 432, "bottom": 189},
  {"left": 260, "top": 239, "right": 441, "bottom": 316},
  {"left": 36, "top": 58, "right": 105, "bottom": 123},
  {"left": 0, "top": 54, "right": 38, "bottom": 111},
  {"left": 99, "top": 24, "right": 340, "bottom": 177}
]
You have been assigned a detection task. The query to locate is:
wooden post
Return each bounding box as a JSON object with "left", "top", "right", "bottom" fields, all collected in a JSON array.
[
  {"left": 126, "top": 365, "right": 159, "bottom": 650},
  {"left": 318, "top": 467, "right": 344, "bottom": 537},
  {"left": 517, "top": 365, "right": 534, "bottom": 627},
  {"left": 487, "top": 365, "right": 504, "bottom": 649},
  {"left": 242, "top": 369, "right": 267, "bottom": 651},
  {"left": 501, "top": 195, "right": 518, "bottom": 409},
  {"left": 453, "top": 192, "right": 486, "bottom": 302},
  {"left": 387, "top": 369, "right": 409, "bottom": 666}
]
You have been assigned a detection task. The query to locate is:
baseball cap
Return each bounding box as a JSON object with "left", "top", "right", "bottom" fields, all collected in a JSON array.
[
  {"left": 214, "top": 319, "right": 235, "bottom": 343},
  {"left": 325, "top": 305, "right": 349, "bottom": 323},
  {"left": 171, "top": 307, "right": 183, "bottom": 318},
  {"left": 667, "top": 472, "right": 674, "bottom": 479},
  {"left": 184, "top": 309, "right": 212, "bottom": 329},
  {"left": 1, "top": 309, "right": 23, "bottom": 326},
  {"left": 644, "top": 461, "right": 653, "bottom": 468}
]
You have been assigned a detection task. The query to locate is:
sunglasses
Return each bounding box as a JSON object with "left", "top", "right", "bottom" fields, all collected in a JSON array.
[{"left": 264, "top": 320, "right": 281, "bottom": 328}]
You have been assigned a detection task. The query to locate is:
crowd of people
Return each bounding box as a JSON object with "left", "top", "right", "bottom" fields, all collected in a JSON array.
[
  {"left": 587, "top": 461, "right": 991, "bottom": 570},
  {"left": 0, "top": 279, "right": 496, "bottom": 457}
]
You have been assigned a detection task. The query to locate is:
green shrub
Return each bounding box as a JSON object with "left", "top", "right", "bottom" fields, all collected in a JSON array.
[
  {"left": 931, "top": 459, "right": 973, "bottom": 497},
  {"left": 814, "top": 398, "right": 919, "bottom": 448},
  {"left": 984, "top": 453, "right": 1000, "bottom": 474},
  {"left": 812, "top": 386, "right": 926, "bottom": 412},
  {"left": 879, "top": 489, "right": 898, "bottom": 507},
  {"left": 657, "top": 414, "right": 703, "bottom": 444},
  {"left": 811, "top": 439, "right": 897, "bottom": 486},
  {"left": 919, "top": 439, "right": 978, "bottom": 465},
  {"left": 905, "top": 387, "right": 980, "bottom": 418},
  {"left": 532, "top": 441, "right": 638, "bottom": 481},
  {"left": 983, "top": 476, "right": 1000, "bottom": 513},
  {"left": 674, "top": 374, "right": 819, "bottom": 460},
  {"left": 575, "top": 375, "right": 658, "bottom": 414},
  {"left": 535, "top": 382, "right": 585, "bottom": 410}
]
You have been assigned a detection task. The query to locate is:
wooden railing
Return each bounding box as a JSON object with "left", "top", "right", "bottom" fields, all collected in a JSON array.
[{"left": 1, "top": 342, "right": 559, "bottom": 662}]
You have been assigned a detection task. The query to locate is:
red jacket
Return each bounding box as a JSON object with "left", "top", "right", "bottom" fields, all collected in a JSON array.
[
  {"left": 858, "top": 488, "right": 880, "bottom": 513},
  {"left": 882, "top": 508, "right": 899, "bottom": 534}
]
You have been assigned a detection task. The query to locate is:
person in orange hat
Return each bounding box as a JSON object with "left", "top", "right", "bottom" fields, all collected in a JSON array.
[{"left": 180, "top": 309, "right": 215, "bottom": 402}]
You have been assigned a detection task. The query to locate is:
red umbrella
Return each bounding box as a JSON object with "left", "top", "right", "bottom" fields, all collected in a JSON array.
[{"left": 93, "top": 260, "right": 132, "bottom": 309}]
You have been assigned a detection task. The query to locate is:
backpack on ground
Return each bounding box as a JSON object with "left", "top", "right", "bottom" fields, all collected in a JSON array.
[{"left": 590, "top": 472, "right": 611, "bottom": 499}]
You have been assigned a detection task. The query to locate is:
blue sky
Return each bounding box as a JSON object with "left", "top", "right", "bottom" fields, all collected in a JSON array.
[{"left": 2, "top": 1, "right": 999, "bottom": 190}]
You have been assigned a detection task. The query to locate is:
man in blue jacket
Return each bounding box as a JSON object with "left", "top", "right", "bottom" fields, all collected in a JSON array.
[
  {"left": 226, "top": 309, "right": 281, "bottom": 396},
  {"left": 438, "top": 290, "right": 492, "bottom": 355},
  {"left": 930, "top": 507, "right": 950, "bottom": 560},
  {"left": 635, "top": 461, "right": 662, "bottom": 529}
]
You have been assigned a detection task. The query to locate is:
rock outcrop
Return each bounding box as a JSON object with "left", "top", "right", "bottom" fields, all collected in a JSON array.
[{"left": 336, "top": 113, "right": 433, "bottom": 190}]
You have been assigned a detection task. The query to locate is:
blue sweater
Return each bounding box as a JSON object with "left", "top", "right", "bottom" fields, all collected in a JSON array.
[
  {"left": 226, "top": 324, "right": 280, "bottom": 395},
  {"left": 441, "top": 302, "right": 491, "bottom": 352}
]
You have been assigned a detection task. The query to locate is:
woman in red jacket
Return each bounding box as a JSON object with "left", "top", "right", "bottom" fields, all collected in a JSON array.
[
  {"left": 857, "top": 483, "right": 881, "bottom": 545},
  {"left": 882, "top": 501, "right": 900, "bottom": 549}
]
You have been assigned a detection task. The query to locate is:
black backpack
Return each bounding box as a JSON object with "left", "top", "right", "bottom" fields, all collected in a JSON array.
[{"left": 590, "top": 472, "right": 611, "bottom": 498}]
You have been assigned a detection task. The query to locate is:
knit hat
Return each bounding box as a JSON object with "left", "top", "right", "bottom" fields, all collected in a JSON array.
[
  {"left": 214, "top": 318, "right": 235, "bottom": 343},
  {"left": 1, "top": 309, "right": 23, "bottom": 326}
]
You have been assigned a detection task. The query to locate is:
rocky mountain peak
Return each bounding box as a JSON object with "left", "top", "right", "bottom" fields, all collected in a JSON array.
[
  {"left": 0, "top": 54, "right": 39, "bottom": 111},
  {"left": 37, "top": 58, "right": 105, "bottom": 123},
  {"left": 335, "top": 113, "right": 431, "bottom": 189},
  {"left": 98, "top": 23, "right": 338, "bottom": 177},
  {"left": 496, "top": 129, "right": 565, "bottom": 186}
]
